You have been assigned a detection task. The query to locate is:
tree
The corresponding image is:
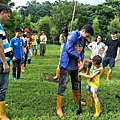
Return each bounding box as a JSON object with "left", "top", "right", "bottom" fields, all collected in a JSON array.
[
  {"left": 22, "top": 14, "right": 32, "bottom": 31},
  {"left": 37, "top": 16, "right": 51, "bottom": 42},
  {"left": 50, "top": 27, "right": 59, "bottom": 43},
  {"left": 92, "top": 17, "right": 101, "bottom": 38},
  {"left": 4, "top": 10, "right": 22, "bottom": 40},
  {"left": 107, "top": 16, "right": 120, "bottom": 37}
]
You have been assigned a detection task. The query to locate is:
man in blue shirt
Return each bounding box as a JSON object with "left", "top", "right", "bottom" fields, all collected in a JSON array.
[
  {"left": 56, "top": 25, "right": 94, "bottom": 117},
  {"left": 0, "top": 3, "right": 12, "bottom": 120}
]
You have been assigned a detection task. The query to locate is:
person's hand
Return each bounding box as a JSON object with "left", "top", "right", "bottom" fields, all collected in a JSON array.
[
  {"left": 115, "top": 57, "right": 118, "bottom": 62},
  {"left": 12, "top": 56, "right": 17, "bottom": 61},
  {"left": 78, "top": 61, "right": 84, "bottom": 71},
  {"left": 3, "top": 62, "right": 10, "bottom": 73},
  {"left": 79, "top": 72, "right": 84, "bottom": 76}
]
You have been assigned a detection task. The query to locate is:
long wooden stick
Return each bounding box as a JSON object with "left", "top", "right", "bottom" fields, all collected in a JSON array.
[{"left": 70, "top": 1, "right": 77, "bottom": 32}]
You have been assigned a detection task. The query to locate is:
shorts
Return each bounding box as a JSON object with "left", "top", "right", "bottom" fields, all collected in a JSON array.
[
  {"left": 86, "top": 84, "right": 98, "bottom": 92},
  {"left": 32, "top": 45, "right": 37, "bottom": 51},
  {"left": 102, "top": 56, "right": 115, "bottom": 68}
]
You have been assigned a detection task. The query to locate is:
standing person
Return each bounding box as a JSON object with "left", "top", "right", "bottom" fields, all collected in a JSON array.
[
  {"left": 31, "top": 30, "right": 38, "bottom": 56},
  {"left": 85, "top": 35, "right": 106, "bottom": 75},
  {"left": 53, "top": 27, "right": 68, "bottom": 80},
  {"left": 79, "top": 55, "right": 102, "bottom": 117},
  {"left": 0, "top": 3, "right": 12, "bottom": 120},
  {"left": 56, "top": 25, "right": 94, "bottom": 117},
  {"left": 100, "top": 30, "right": 120, "bottom": 80},
  {"left": 10, "top": 28, "right": 25, "bottom": 80},
  {"left": 21, "top": 34, "right": 28, "bottom": 72},
  {"left": 24, "top": 28, "right": 33, "bottom": 64},
  {"left": 40, "top": 31, "right": 47, "bottom": 56}
]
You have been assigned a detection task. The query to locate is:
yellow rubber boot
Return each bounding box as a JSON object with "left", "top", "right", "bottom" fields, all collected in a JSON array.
[
  {"left": 86, "top": 98, "right": 92, "bottom": 109},
  {"left": 34, "top": 51, "right": 37, "bottom": 56},
  {"left": 56, "top": 95, "right": 63, "bottom": 117},
  {"left": 32, "top": 51, "right": 35, "bottom": 56},
  {"left": 4, "top": 101, "right": 8, "bottom": 107},
  {"left": 94, "top": 103, "right": 101, "bottom": 117},
  {"left": 72, "top": 90, "right": 86, "bottom": 105},
  {"left": 21, "top": 64, "right": 25, "bottom": 72},
  {"left": 89, "top": 98, "right": 92, "bottom": 108},
  {"left": 106, "top": 71, "right": 112, "bottom": 80},
  {"left": 100, "top": 69, "right": 105, "bottom": 78},
  {"left": 53, "top": 68, "right": 60, "bottom": 80},
  {"left": 0, "top": 101, "right": 10, "bottom": 120},
  {"left": 85, "top": 67, "right": 90, "bottom": 75}
]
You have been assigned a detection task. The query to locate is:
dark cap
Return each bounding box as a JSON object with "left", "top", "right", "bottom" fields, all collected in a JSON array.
[
  {"left": 62, "top": 27, "right": 68, "bottom": 36},
  {"left": 110, "top": 30, "right": 118, "bottom": 34},
  {"left": 15, "top": 28, "right": 24, "bottom": 32}
]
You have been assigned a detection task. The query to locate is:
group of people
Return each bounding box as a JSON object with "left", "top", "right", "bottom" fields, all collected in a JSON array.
[
  {"left": 55, "top": 25, "right": 120, "bottom": 118},
  {"left": 0, "top": 3, "right": 48, "bottom": 119},
  {"left": 0, "top": 3, "right": 120, "bottom": 120}
]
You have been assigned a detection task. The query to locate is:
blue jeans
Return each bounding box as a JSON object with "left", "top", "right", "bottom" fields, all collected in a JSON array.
[
  {"left": 86, "top": 84, "right": 98, "bottom": 92},
  {"left": 0, "top": 61, "right": 10, "bottom": 101}
]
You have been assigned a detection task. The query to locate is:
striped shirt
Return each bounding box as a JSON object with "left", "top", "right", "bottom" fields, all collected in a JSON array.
[{"left": 0, "top": 22, "right": 11, "bottom": 62}]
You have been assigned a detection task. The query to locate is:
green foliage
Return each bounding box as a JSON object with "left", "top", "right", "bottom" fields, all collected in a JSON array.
[
  {"left": 0, "top": 0, "right": 10, "bottom": 4},
  {"left": 4, "top": 10, "right": 22, "bottom": 40},
  {"left": 3, "top": 0, "right": 120, "bottom": 43},
  {"left": 68, "top": 18, "right": 79, "bottom": 31},
  {"left": 22, "top": 14, "right": 32, "bottom": 30},
  {"left": 107, "top": 16, "right": 120, "bottom": 38},
  {"left": 37, "top": 16, "right": 51, "bottom": 42},
  {"left": 92, "top": 17, "right": 101, "bottom": 38},
  {"left": 50, "top": 27, "right": 59, "bottom": 43},
  {"left": 6, "top": 44, "right": 120, "bottom": 120}
]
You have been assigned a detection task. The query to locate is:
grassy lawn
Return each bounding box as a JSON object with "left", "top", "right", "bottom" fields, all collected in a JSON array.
[{"left": 6, "top": 44, "right": 120, "bottom": 120}]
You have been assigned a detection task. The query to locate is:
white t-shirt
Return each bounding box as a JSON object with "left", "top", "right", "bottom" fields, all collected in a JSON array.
[{"left": 88, "top": 41, "right": 106, "bottom": 59}]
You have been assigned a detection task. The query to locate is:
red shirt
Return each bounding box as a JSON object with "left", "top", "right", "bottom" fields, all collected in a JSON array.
[{"left": 27, "top": 35, "right": 33, "bottom": 49}]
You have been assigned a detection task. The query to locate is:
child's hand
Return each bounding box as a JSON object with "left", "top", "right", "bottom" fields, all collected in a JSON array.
[{"left": 79, "top": 72, "right": 84, "bottom": 76}]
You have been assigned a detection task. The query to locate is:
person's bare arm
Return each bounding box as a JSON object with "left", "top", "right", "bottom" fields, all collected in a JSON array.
[
  {"left": 79, "top": 71, "right": 100, "bottom": 79},
  {"left": 0, "top": 40, "right": 9, "bottom": 73}
]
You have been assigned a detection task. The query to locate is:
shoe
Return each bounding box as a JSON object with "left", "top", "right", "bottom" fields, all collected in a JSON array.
[
  {"left": 13, "top": 77, "right": 16, "bottom": 80},
  {"left": 21, "top": 70, "right": 25, "bottom": 72},
  {"left": 17, "top": 78, "right": 22, "bottom": 80}
]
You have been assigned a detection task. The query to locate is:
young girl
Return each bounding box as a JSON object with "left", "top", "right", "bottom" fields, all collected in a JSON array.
[{"left": 79, "top": 55, "right": 102, "bottom": 117}]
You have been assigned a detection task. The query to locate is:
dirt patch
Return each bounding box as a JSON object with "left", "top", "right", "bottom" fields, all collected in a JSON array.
[{"left": 48, "top": 75, "right": 59, "bottom": 83}]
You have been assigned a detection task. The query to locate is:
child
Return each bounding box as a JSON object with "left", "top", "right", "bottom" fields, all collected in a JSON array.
[
  {"left": 85, "top": 35, "right": 106, "bottom": 74},
  {"left": 31, "top": 30, "right": 38, "bottom": 56},
  {"left": 10, "top": 28, "right": 25, "bottom": 80},
  {"left": 79, "top": 55, "right": 102, "bottom": 117},
  {"left": 100, "top": 30, "right": 120, "bottom": 80}
]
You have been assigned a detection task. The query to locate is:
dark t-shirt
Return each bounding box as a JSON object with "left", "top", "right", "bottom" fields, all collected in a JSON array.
[{"left": 106, "top": 38, "right": 120, "bottom": 58}]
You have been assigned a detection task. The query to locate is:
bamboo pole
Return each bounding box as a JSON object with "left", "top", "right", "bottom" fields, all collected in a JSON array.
[{"left": 70, "top": 1, "right": 77, "bottom": 32}]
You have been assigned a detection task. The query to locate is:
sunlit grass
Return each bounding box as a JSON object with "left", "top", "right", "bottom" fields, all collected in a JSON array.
[{"left": 6, "top": 44, "right": 120, "bottom": 120}]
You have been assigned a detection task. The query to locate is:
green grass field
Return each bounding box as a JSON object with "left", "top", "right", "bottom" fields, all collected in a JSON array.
[{"left": 6, "top": 44, "right": 120, "bottom": 120}]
